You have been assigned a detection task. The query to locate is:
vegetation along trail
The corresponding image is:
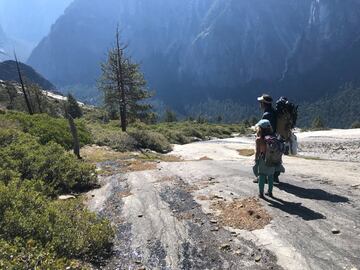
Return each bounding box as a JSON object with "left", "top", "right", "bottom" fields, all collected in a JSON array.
[{"left": 87, "top": 130, "right": 360, "bottom": 270}]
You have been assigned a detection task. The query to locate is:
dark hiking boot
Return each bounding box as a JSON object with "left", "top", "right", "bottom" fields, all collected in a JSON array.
[
  {"left": 265, "top": 192, "right": 273, "bottom": 197},
  {"left": 259, "top": 193, "right": 265, "bottom": 199},
  {"left": 274, "top": 175, "right": 280, "bottom": 185}
]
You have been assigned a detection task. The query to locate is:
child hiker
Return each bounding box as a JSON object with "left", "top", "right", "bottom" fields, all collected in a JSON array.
[{"left": 254, "top": 119, "right": 275, "bottom": 198}]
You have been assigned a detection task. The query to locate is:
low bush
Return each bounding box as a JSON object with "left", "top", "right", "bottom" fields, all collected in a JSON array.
[
  {"left": 0, "top": 180, "right": 113, "bottom": 268},
  {"left": 0, "top": 129, "right": 97, "bottom": 196},
  {"left": 88, "top": 124, "right": 136, "bottom": 152},
  {"left": 143, "top": 121, "right": 247, "bottom": 144},
  {"left": 129, "top": 129, "right": 172, "bottom": 153},
  {"left": 0, "top": 112, "right": 92, "bottom": 150}
]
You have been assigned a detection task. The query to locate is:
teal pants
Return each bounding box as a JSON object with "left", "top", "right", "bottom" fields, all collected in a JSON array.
[{"left": 258, "top": 174, "right": 274, "bottom": 194}]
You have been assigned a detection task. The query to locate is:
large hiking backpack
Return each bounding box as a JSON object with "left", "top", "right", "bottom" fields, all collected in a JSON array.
[
  {"left": 275, "top": 97, "right": 298, "bottom": 141},
  {"left": 264, "top": 135, "right": 285, "bottom": 167}
]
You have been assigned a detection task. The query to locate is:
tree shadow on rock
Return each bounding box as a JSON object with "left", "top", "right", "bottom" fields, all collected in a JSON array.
[
  {"left": 277, "top": 182, "right": 349, "bottom": 203},
  {"left": 264, "top": 197, "right": 326, "bottom": 221}
]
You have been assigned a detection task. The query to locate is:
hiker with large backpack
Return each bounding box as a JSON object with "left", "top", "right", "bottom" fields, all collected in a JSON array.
[
  {"left": 255, "top": 94, "right": 283, "bottom": 184},
  {"left": 255, "top": 94, "right": 298, "bottom": 183},
  {"left": 254, "top": 119, "right": 282, "bottom": 198}
]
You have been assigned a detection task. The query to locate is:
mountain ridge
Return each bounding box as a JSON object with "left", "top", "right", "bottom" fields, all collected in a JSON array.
[
  {"left": 0, "top": 60, "right": 55, "bottom": 90},
  {"left": 28, "top": 0, "right": 360, "bottom": 112}
]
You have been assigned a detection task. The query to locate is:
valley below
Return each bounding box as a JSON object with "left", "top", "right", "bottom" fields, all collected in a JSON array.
[{"left": 86, "top": 129, "right": 360, "bottom": 270}]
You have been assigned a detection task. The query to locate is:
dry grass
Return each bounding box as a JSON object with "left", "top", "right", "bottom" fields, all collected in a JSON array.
[
  {"left": 124, "top": 160, "right": 157, "bottom": 172},
  {"left": 237, "top": 149, "right": 255, "bottom": 157},
  {"left": 211, "top": 197, "right": 271, "bottom": 231},
  {"left": 161, "top": 155, "right": 183, "bottom": 162},
  {"left": 81, "top": 145, "right": 133, "bottom": 163},
  {"left": 82, "top": 145, "right": 184, "bottom": 174}
]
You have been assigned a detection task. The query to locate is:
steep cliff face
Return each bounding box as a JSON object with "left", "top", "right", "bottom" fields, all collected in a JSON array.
[
  {"left": 181, "top": 0, "right": 310, "bottom": 87},
  {"left": 28, "top": 0, "right": 214, "bottom": 90},
  {"left": 28, "top": 0, "right": 360, "bottom": 107},
  {"left": 285, "top": 0, "right": 360, "bottom": 76}
]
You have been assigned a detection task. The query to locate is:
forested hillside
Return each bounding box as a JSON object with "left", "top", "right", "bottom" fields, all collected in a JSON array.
[
  {"left": 298, "top": 86, "right": 360, "bottom": 129},
  {"left": 0, "top": 60, "right": 55, "bottom": 90}
]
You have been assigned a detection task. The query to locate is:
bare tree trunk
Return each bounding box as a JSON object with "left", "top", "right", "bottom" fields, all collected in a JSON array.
[
  {"left": 14, "top": 52, "right": 33, "bottom": 115},
  {"left": 115, "top": 27, "right": 127, "bottom": 132},
  {"left": 64, "top": 105, "right": 81, "bottom": 159},
  {"left": 34, "top": 88, "right": 43, "bottom": 113},
  {"left": 68, "top": 114, "right": 81, "bottom": 159}
]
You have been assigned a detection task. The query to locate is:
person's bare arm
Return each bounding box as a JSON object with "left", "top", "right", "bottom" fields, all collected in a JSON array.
[{"left": 255, "top": 138, "right": 260, "bottom": 161}]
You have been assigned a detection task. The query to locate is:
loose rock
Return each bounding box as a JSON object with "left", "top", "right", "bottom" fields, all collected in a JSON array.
[
  {"left": 59, "top": 195, "right": 76, "bottom": 200},
  {"left": 219, "top": 243, "right": 231, "bottom": 251}
]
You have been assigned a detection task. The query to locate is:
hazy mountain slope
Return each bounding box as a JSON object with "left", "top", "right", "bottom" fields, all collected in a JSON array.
[
  {"left": 28, "top": 0, "right": 214, "bottom": 100},
  {"left": 28, "top": 0, "right": 360, "bottom": 113},
  {"left": 0, "top": 60, "right": 55, "bottom": 90},
  {"left": 181, "top": 0, "right": 310, "bottom": 86},
  {"left": 0, "top": 0, "right": 73, "bottom": 60}
]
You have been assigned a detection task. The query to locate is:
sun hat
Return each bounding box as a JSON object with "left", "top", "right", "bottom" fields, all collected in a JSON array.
[
  {"left": 257, "top": 94, "right": 273, "bottom": 104},
  {"left": 255, "top": 119, "right": 271, "bottom": 129}
]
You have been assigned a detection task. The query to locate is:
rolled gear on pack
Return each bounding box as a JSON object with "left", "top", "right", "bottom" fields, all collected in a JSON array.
[{"left": 275, "top": 97, "right": 298, "bottom": 155}]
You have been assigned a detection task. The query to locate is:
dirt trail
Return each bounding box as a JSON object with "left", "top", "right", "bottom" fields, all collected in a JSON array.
[{"left": 87, "top": 130, "right": 360, "bottom": 270}]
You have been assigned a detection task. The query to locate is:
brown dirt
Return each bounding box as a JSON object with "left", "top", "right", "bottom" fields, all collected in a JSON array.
[
  {"left": 237, "top": 149, "right": 255, "bottom": 157},
  {"left": 211, "top": 197, "right": 272, "bottom": 231},
  {"left": 184, "top": 184, "right": 201, "bottom": 193},
  {"left": 199, "top": 156, "right": 213, "bottom": 160},
  {"left": 119, "top": 191, "right": 133, "bottom": 198},
  {"left": 197, "top": 195, "right": 210, "bottom": 201},
  {"left": 160, "top": 155, "right": 183, "bottom": 162},
  {"left": 176, "top": 212, "right": 194, "bottom": 220}
]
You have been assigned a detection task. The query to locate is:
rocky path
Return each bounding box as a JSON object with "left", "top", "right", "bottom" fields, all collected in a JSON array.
[{"left": 87, "top": 132, "right": 360, "bottom": 270}]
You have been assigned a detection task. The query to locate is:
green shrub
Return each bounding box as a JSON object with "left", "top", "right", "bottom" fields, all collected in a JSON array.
[
  {"left": 0, "top": 130, "right": 97, "bottom": 196},
  {"left": 129, "top": 129, "right": 172, "bottom": 153},
  {"left": 88, "top": 123, "right": 136, "bottom": 152},
  {"left": 1, "top": 112, "right": 92, "bottom": 150},
  {"left": 164, "top": 130, "right": 192, "bottom": 144},
  {"left": 182, "top": 127, "right": 205, "bottom": 139},
  {"left": 0, "top": 180, "right": 113, "bottom": 268}
]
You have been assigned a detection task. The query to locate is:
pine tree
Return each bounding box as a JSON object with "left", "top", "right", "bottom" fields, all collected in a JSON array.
[
  {"left": 67, "top": 93, "right": 83, "bottom": 119},
  {"left": 312, "top": 116, "right": 325, "bottom": 130},
  {"left": 164, "top": 109, "right": 177, "bottom": 122},
  {"left": 98, "top": 27, "right": 152, "bottom": 131}
]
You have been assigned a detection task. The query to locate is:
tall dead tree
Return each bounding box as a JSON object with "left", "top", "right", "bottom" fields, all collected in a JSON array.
[
  {"left": 64, "top": 104, "right": 81, "bottom": 159},
  {"left": 99, "top": 27, "right": 152, "bottom": 131},
  {"left": 14, "top": 51, "right": 33, "bottom": 115},
  {"left": 115, "top": 28, "right": 127, "bottom": 132}
]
